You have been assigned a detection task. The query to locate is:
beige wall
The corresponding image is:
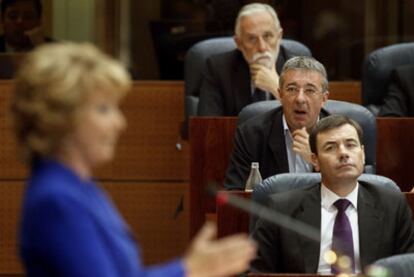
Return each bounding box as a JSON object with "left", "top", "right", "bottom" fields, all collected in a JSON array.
[{"left": 52, "top": 0, "right": 96, "bottom": 42}]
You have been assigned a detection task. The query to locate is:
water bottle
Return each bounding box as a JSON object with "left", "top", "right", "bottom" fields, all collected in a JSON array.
[{"left": 245, "top": 162, "right": 262, "bottom": 191}]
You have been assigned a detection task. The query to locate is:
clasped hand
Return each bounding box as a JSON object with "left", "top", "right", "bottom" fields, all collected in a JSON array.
[
  {"left": 292, "top": 127, "right": 313, "bottom": 164},
  {"left": 250, "top": 63, "right": 279, "bottom": 99}
]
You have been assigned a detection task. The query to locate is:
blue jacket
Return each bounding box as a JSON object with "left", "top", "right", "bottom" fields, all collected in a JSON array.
[{"left": 20, "top": 159, "right": 185, "bottom": 277}]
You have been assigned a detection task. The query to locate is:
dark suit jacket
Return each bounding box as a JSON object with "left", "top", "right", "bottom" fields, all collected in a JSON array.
[
  {"left": 197, "top": 46, "right": 292, "bottom": 116},
  {"left": 379, "top": 64, "right": 414, "bottom": 117},
  {"left": 251, "top": 182, "right": 414, "bottom": 273},
  {"left": 224, "top": 107, "right": 329, "bottom": 190}
]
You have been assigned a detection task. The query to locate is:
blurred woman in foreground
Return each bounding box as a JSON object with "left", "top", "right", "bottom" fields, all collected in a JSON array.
[{"left": 12, "top": 42, "right": 256, "bottom": 277}]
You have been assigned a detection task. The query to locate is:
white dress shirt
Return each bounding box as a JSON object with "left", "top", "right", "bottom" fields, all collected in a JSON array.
[
  {"left": 317, "top": 182, "right": 361, "bottom": 274},
  {"left": 282, "top": 115, "right": 313, "bottom": 173}
]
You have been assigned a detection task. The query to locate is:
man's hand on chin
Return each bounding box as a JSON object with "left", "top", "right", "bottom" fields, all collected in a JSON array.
[
  {"left": 250, "top": 63, "right": 279, "bottom": 99},
  {"left": 292, "top": 127, "right": 313, "bottom": 163}
]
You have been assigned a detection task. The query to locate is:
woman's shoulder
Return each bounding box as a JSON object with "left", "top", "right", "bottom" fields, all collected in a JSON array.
[{"left": 26, "top": 159, "right": 92, "bottom": 209}]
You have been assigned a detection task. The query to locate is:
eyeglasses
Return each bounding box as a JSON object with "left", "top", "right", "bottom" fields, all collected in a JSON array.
[{"left": 283, "top": 86, "right": 324, "bottom": 97}]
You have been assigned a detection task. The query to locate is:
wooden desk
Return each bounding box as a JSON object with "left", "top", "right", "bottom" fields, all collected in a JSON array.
[
  {"left": 189, "top": 117, "right": 238, "bottom": 236},
  {"left": 217, "top": 191, "right": 414, "bottom": 237},
  {"left": 376, "top": 118, "right": 414, "bottom": 191}
]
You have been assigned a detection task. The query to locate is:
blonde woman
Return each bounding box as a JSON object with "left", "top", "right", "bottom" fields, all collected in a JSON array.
[{"left": 12, "top": 42, "right": 256, "bottom": 277}]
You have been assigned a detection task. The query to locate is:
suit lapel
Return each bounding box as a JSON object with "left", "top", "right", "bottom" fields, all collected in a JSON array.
[
  {"left": 268, "top": 110, "right": 289, "bottom": 173},
  {"left": 357, "top": 183, "right": 383, "bottom": 269},
  {"left": 276, "top": 45, "right": 288, "bottom": 73},
  {"left": 296, "top": 185, "right": 322, "bottom": 272}
]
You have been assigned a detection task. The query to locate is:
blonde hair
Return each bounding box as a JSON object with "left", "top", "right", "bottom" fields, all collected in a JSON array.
[
  {"left": 11, "top": 42, "right": 131, "bottom": 162},
  {"left": 234, "top": 3, "right": 281, "bottom": 37}
]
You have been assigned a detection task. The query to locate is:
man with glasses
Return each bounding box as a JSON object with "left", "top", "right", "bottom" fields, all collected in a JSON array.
[
  {"left": 224, "top": 56, "right": 329, "bottom": 189},
  {"left": 0, "top": 0, "right": 51, "bottom": 52},
  {"left": 198, "top": 3, "right": 293, "bottom": 116}
]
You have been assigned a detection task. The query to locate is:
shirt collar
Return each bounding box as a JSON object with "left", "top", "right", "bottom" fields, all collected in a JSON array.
[
  {"left": 282, "top": 115, "right": 290, "bottom": 135},
  {"left": 321, "top": 182, "right": 359, "bottom": 211}
]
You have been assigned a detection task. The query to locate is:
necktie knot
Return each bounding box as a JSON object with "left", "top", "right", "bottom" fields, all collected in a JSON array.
[{"left": 334, "top": 199, "right": 351, "bottom": 213}]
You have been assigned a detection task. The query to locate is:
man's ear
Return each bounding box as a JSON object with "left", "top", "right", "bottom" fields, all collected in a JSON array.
[
  {"left": 277, "top": 87, "right": 282, "bottom": 101},
  {"left": 321, "top": 90, "right": 329, "bottom": 106},
  {"left": 361, "top": 144, "right": 365, "bottom": 165},
  {"left": 234, "top": 35, "right": 242, "bottom": 51},
  {"left": 311, "top": 153, "right": 320, "bottom": 172}
]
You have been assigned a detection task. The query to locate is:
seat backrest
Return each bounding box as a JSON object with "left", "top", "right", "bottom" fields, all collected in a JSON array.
[
  {"left": 373, "top": 253, "right": 414, "bottom": 277},
  {"left": 237, "top": 100, "right": 377, "bottom": 173},
  {"left": 249, "top": 173, "right": 399, "bottom": 231},
  {"left": 361, "top": 42, "right": 414, "bottom": 114},
  {"left": 184, "top": 37, "right": 237, "bottom": 98}
]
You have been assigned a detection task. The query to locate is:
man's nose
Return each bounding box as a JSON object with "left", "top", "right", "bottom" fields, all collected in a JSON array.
[
  {"left": 294, "top": 88, "right": 306, "bottom": 103},
  {"left": 257, "top": 37, "right": 267, "bottom": 52},
  {"left": 338, "top": 144, "right": 350, "bottom": 159}
]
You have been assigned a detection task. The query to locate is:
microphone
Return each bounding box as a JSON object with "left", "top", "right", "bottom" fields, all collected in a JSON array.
[{"left": 207, "top": 185, "right": 320, "bottom": 242}]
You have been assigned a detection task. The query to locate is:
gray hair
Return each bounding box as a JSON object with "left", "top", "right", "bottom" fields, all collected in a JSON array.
[
  {"left": 279, "top": 56, "right": 329, "bottom": 92},
  {"left": 234, "top": 3, "right": 281, "bottom": 37}
]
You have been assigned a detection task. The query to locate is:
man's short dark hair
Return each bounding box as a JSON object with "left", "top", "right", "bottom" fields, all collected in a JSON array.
[
  {"left": 309, "top": 114, "right": 364, "bottom": 154},
  {"left": 1, "top": 0, "right": 42, "bottom": 18}
]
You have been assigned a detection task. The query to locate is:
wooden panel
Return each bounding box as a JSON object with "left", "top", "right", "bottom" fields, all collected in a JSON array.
[
  {"left": 329, "top": 81, "right": 361, "bottom": 104},
  {"left": 0, "top": 182, "right": 24, "bottom": 274},
  {"left": 217, "top": 191, "right": 251, "bottom": 238},
  {"left": 189, "top": 117, "right": 238, "bottom": 237},
  {"left": 0, "top": 81, "right": 189, "bottom": 181},
  {"left": 376, "top": 118, "right": 414, "bottom": 192},
  {"left": 95, "top": 81, "right": 190, "bottom": 181},
  {"left": 0, "top": 82, "right": 27, "bottom": 179},
  {"left": 0, "top": 181, "right": 189, "bottom": 273},
  {"left": 105, "top": 182, "right": 190, "bottom": 265}
]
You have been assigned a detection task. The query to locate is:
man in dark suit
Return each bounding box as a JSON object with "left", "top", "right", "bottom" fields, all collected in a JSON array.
[
  {"left": 198, "top": 3, "right": 292, "bottom": 116},
  {"left": 224, "top": 56, "right": 329, "bottom": 189},
  {"left": 251, "top": 115, "right": 414, "bottom": 274},
  {"left": 0, "top": 0, "right": 51, "bottom": 52},
  {"left": 379, "top": 64, "right": 414, "bottom": 117}
]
